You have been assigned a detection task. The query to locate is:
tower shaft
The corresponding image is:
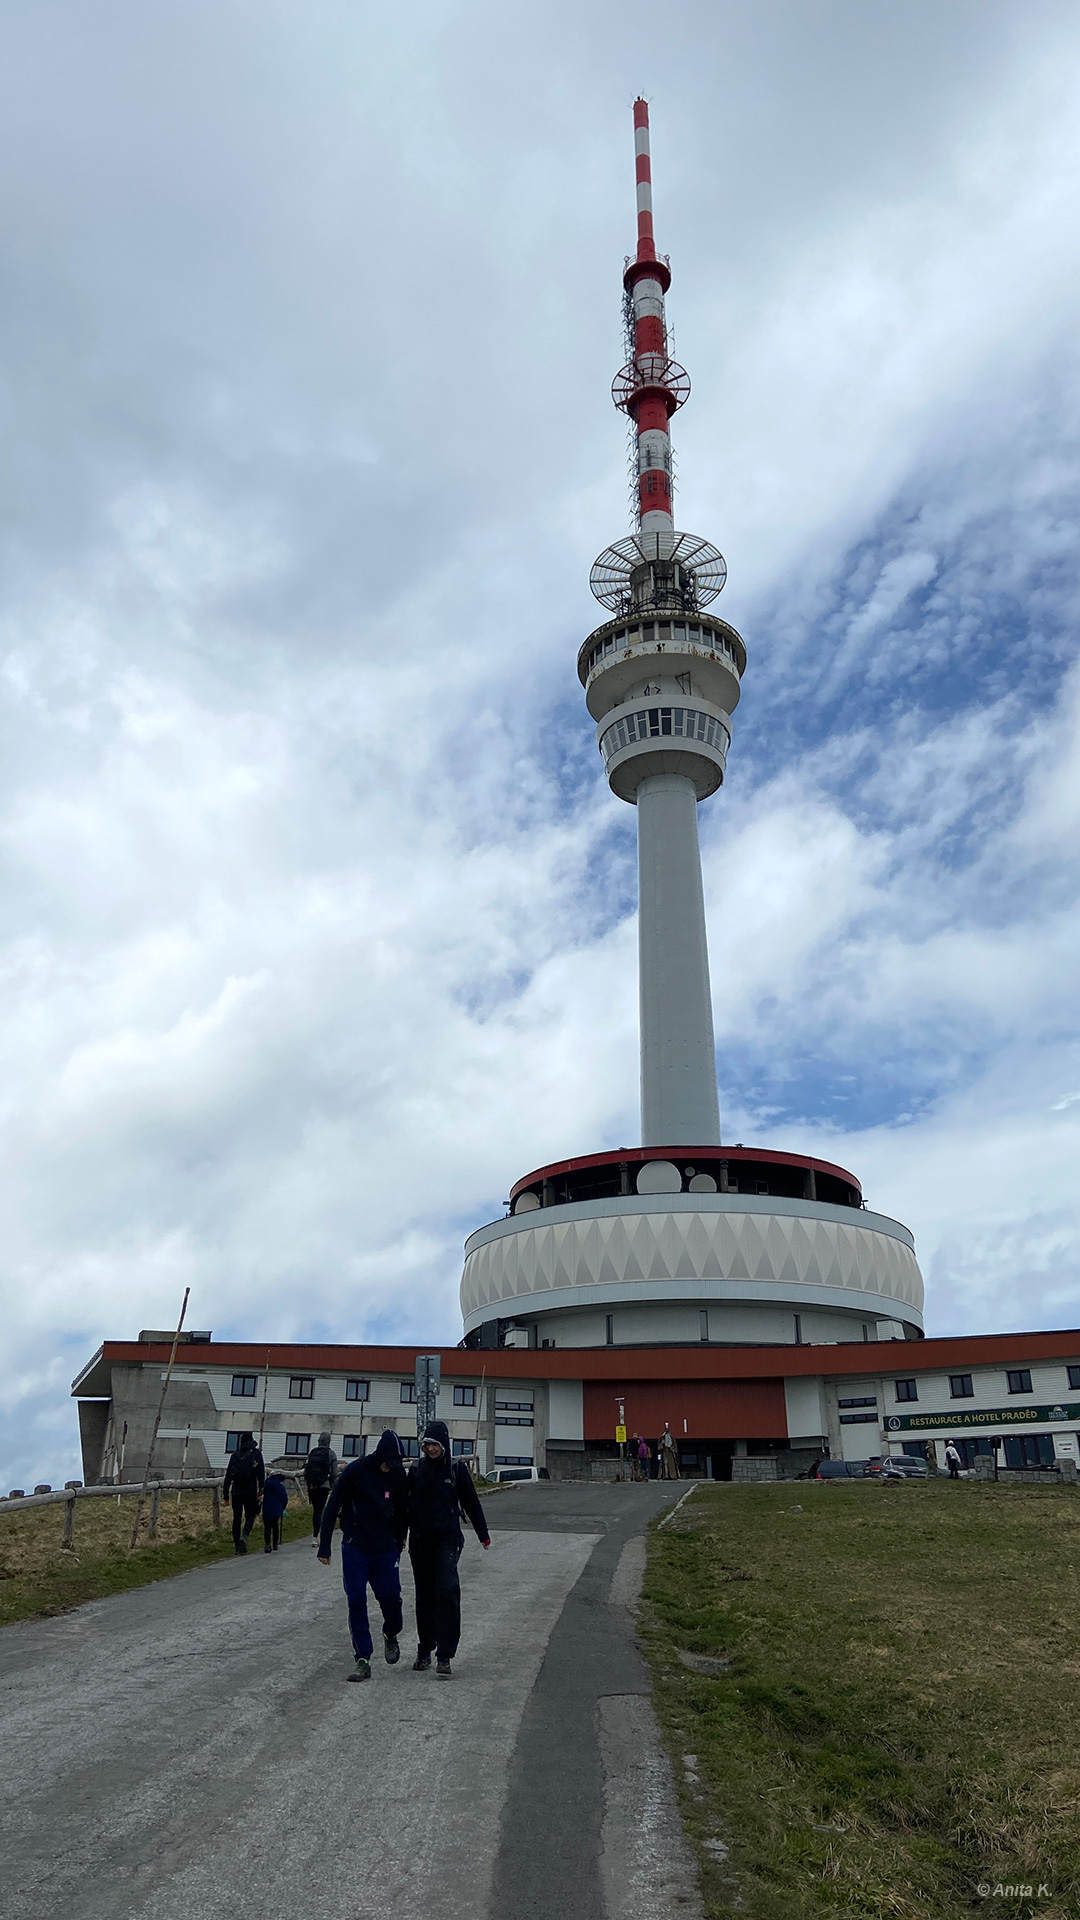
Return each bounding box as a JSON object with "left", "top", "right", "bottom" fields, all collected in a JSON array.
[{"left": 638, "top": 773, "right": 721, "bottom": 1144}]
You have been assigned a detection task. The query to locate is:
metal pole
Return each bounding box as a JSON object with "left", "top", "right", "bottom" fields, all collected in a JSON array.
[
  {"left": 258, "top": 1348, "right": 270, "bottom": 1454},
  {"left": 472, "top": 1368, "right": 487, "bottom": 1475},
  {"left": 129, "top": 1287, "right": 190, "bottom": 1550}
]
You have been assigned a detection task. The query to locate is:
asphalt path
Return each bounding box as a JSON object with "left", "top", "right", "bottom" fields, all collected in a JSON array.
[{"left": 0, "top": 1480, "right": 701, "bottom": 1920}]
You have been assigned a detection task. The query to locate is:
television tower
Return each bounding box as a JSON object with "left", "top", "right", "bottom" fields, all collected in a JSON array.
[{"left": 579, "top": 99, "right": 745, "bottom": 1146}]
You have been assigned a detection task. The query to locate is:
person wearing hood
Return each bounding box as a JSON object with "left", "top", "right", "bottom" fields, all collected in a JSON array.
[
  {"left": 303, "top": 1431, "right": 339, "bottom": 1540},
  {"left": 317, "top": 1430, "right": 409, "bottom": 1682},
  {"left": 407, "top": 1420, "right": 490, "bottom": 1680},
  {"left": 261, "top": 1472, "right": 288, "bottom": 1553},
  {"left": 222, "top": 1431, "right": 265, "bottom": 1555}
]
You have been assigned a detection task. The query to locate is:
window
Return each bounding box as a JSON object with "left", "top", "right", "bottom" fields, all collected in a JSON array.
[
  {"left": 793, "top": 1314, "right": 802, "bottom": 1345},
  {"left": 949, "top": 1374, "right": 974, "bottom": 1399},
  {"left": 599, "top": 708, "right": 729, "bottom": 766},
  {"left": 838, "top": 1396, "right": 877, "bottom": 1409},
  {"left": 894, "top": 1379, "right": 918, "bottom": 1403},
  {"left": 495, "top": 1455, "right": 533, "bottom": 1467},
  {"left": 452, "top": 1439, "right": 474, "bottom": 1456},
  {"left": 231, "top": 1375, "right": 257, "bottom": 1398},
  {"left": 1004, "top": 1434, "right": 1054, "bottom": 1468},
  {"left": 341, "top": 1435, "right": 365, "bottom": 1458},
  {"left": 345, "top": 1380, "right": 369, "bottom": 1403},
  {"left": 495, "top": 1398, "right": 534, "bottom": 1427},
  {"left": 225, "top": 1431, "right": 244, "bottom": 1453},
  {"left": 1006, "top": 1369, "right": 1033, "bottom": 1395},
  {"left": 605, "top": 1314, "right": 614, "bottom": 1346},
  {"left": 1069, "top": 1366, "right": 1080, "bottom": 1391},
  {"left": 839, "top": 1413, "right": 878, "bottom": 1425},
  {"left": 453, "top": 1385, "right": 476, "bottom": 1407},
  {"left": 289, "top": 1377, "right": 314, "bottom": 1400},
  {"left": 400, "top": 1382, "right": 417, "bottom": 1403},
  {"left": 284, "top": 1433, "right": 310, "bottom": 1456},
  {"left": 699, "top": 1310, "right": 709, "bottom": 1343},
  {"left": 399, "top": 1436, "right": 420, "bottom": 1458}
]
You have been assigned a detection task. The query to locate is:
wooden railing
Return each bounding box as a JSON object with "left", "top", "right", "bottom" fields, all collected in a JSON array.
[{"left": 0, "top": 1474, "right": 310, "bottom": 1548}]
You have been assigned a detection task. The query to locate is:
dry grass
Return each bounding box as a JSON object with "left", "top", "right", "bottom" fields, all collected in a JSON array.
[
  {"left": 0, "top": 1488, "right": 311, "bottom": 1625},
  {"left": 642, "top": 1479, "right": 1080, "bottom": 1919}
]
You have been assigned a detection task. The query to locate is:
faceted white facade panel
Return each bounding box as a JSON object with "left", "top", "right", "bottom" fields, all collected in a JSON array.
[{"left": 460, "top": 1197, "right": 923, "bottom": 1332}]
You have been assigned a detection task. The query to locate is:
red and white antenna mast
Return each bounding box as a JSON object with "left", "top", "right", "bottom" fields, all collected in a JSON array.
[{"left": 578, "top": 101, "right": 748, "bottom": 1149}]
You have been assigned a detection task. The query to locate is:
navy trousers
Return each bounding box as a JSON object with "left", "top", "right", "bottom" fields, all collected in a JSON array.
[
  {"left": 341, "top": 1542, "right": 403, "bottom": 1660},
  {"left": 409, "top": 1536, "right": 464, "bottom": 1661}
]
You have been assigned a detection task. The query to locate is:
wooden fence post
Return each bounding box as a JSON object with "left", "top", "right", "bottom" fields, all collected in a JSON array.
[
  {"left": 212, "top": 1485, "right": 221, "bottom": 1529},
  {"left": 61, "top": 1495, "right": 76, "bottom": 1550},
  {"left": 148, "top": 1484, "right": 161, "bottom": 1540}
]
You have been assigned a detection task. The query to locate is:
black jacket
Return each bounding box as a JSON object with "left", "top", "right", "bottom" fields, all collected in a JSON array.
[
  {"left": 223, "top": 1439, "right": 265, "bottom": 1499},
  {"left": 408, "top": 1421, "right": 489, "bottom": 1547},
  {"left": 318, "top": 1431, "right": 409, "bottom": 1558}
]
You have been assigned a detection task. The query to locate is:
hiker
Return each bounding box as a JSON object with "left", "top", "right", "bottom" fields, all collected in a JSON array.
[
  {"left": 223, "top": 1431, "right": 265, "bottom": 1554},
  {"left": 262, "top": 1471, "right": 288, "bottom": 1553},
  {"left": 944, "top": 1440, "right": 962, "bottom": 1479},
  {"left": 304, "top": 1431, "right": 338, "bottom": 1540},
  {"left": 407, "top": 1420, "right": 490, "bottom": 1679},
  {"left": 637, "top": 1434, "right": 650, "bottom": 1481},
  {"left": 317, "top": 1430, "right": 409, "bottom": 1682},
  {"left": 659, "top": 1424, "right": 679, "bottom": 1479},
  {"left": 629, "top": 1432, "right": 643, "bottom": 1480}
]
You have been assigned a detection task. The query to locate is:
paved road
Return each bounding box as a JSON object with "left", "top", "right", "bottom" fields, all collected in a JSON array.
[{"left": 0, "top": 1482, "right": 701, "bottom": 1920}]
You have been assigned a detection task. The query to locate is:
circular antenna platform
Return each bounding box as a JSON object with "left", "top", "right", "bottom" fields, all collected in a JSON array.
[
  {"left": 589, "top": 531, "right": 728, "bottom": 611},
  {"left": 612, "top": 355, "right": 691, "bottom": 414}
]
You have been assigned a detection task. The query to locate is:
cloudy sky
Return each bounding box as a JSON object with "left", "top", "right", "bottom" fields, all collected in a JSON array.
[{"left": 3, "top": 0, "right": 1080, "bottom": 1486}]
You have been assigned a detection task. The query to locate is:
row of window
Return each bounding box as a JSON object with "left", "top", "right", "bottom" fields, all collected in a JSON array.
[
  {"left": 225, "top": 1431, "right": 476, "bottom": 1459},
  {"left": 230, "top": 1374, "right": 478, "bottom": 1407},
  {"left": 585, "top": 622, "right": 736, "bottom": 677},
  {"left": 600, "top": 706, "right": 729, "bottom": 765},
  {"left": 841, "top": 1366, "right": 1077, "bottom": 1410}
]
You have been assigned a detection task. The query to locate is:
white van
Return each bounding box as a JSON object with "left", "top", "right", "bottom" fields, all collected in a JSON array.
[{"left": 490, "top": 1465, "right": 550, "bottom": 1484}]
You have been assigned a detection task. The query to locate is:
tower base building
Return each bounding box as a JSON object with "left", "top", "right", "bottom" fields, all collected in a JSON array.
[{"left": 461, "top": 1146, "right": 923, "bottom": 1353}]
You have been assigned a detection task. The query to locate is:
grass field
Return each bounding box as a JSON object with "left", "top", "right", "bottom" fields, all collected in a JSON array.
[
  {"left": 0, "top": 1488, "right": 314, "bottom": 1626},
  {"left": 642, "top": 1479, "right": 1080, "bottom": 1920}
]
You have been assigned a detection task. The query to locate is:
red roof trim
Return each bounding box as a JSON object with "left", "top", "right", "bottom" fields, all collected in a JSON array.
[
  {"left": 509, "top": 1144, "right": 861, "bottom": 1201},
  {"left": 76, "top": 1326, "right": 1080, "bottom": 1392}
]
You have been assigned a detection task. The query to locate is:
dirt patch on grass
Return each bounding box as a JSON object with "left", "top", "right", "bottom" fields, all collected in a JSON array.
[
  {"left": 0, "top": 1489, "right": 312, "bottom": 1625},
  {"left": 642, "top": 1480, "right": 1080, "bottom": 1919}
]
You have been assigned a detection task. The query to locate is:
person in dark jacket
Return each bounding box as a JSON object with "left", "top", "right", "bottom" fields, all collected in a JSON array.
[
  {"left": 407, "top": 1419, "right": 489, "bottom": 1679},
  {"left": 223, "top": 1432, "right": 265, "bottom": 1554},
  {"left": 317, "top": 1430, "right": 409, "bottom": 1682},
  {"left": 261, "top": 1472, "right": 288, "bottom": 1553},
  {"left": 304, "top": 1431, "right": 338, "bottom": 1540}
]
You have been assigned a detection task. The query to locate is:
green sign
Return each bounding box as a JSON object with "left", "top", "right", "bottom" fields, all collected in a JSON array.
[{"left": 885, "top": 1403, "right": 1080, "bottom": 1434}]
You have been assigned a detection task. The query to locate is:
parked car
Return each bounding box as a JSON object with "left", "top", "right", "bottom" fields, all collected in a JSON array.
[
  {"left": 881, "top": 1456, "right": 928, "bottom": 1480},
  {"left": 490, "top": 1465, "right": 550, "bottom": 1484}
]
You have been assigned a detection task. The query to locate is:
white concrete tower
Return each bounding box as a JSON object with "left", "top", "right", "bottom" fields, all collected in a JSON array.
[
  {"left": 580, "top": 99, "right": 745, "bottom": 1146},
  {"left": 460, "top": 103, "right": 925, "bottom": 1358}
]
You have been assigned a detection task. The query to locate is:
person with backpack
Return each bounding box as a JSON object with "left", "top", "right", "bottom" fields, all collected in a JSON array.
[
  {"left": 223, "top": 1431, "right": 265, "bottom": 1555},
  {"left": 407, "top": 1419, "right": 490, "bottom": 1679},
  {"left": 261, "top": 1471, "right": 288, "bottom": 1553},
  {"left": 317, "top": 1430, "right": 409, "bottom": 1682},
  {"left": 303, "top": 1431, "right": 338, "bottom": 1541}
]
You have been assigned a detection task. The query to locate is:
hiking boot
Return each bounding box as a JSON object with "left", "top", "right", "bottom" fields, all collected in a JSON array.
[
  {"left": 235, "top": 1538, "right": 247, "bottom": 1555},
  {"left": 412, "top": 1652, "right": 431, "bottom": 1671},
  {"left": 383, "top": 1631, "right": 401, "bottom": 1666},
  {"left": 436, "top": 1659, "right": 453, "bottom": 1680},
  {"left": 347, "top": 1657, "right": 371, "bottom": 1683}
]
